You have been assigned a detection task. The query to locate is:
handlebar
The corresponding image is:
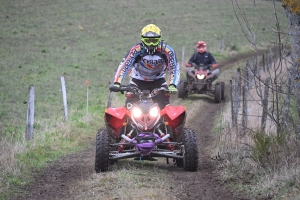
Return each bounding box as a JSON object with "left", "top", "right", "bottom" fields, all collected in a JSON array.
[
  {"left": 109, "top": 85, "right": 169, "bottom": 97},
  {"left": 190, "top": 63, "right": 212, "bottom": 70},
  {"left": 109, "top": 85, "right": 128, "bottom": 92}
]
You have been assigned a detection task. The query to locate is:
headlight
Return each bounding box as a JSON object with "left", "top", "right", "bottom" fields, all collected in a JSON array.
[
  {"left": 197, "top": 74, "right": 205, "bottom": 79},
  {"left": 149, "top": 106, "right": 159, "bottom": 117},
  {"left": 132, "top": 107, "right": 142, "bottom": 118}
]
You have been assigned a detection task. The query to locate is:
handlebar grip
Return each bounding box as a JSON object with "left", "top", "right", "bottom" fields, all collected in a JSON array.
[{"left": 109, "top": 85, "right": 128, "bottom": 92}]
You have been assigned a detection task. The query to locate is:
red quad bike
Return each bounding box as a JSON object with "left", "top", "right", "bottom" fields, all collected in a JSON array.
[
  {"left": 177, "top": 63, "right": 225, "bottom": 103},
  {"left": 94, "top": 85, "right": 199, "bottom": 172}
]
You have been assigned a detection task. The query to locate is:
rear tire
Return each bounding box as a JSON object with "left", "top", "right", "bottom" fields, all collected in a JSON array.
[
  {"left": 182, "top": 128, "right": 199, "bottom": 171},
  {"left": 214, "top": 84, "right": 222, "bottom": 103},
  {"left": 178, "top": 80, "right": 188, "bottom": 99},
  {"left": 95, "top": 128, "right": 110, "bottom": 173}
]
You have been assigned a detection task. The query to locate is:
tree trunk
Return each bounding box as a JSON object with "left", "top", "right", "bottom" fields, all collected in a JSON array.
[{"left": 282, "top": 0, "right": 300, "bottom": 134}]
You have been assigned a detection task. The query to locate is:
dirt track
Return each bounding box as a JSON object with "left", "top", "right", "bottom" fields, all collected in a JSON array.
[{"left": 14, "top": 54, "right": 253, "bottom": 200}]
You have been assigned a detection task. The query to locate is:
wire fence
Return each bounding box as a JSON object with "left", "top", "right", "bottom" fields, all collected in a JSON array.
[{"left": 229, "top": 45, "right": 293, "bottom": 135}]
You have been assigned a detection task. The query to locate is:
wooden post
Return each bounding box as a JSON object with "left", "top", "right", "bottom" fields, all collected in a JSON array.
[
  {"left": 242, "top": 85, "right": 248, "bottom": 135},
  {"left": 256, "top": 55, "right": 260, "bottom": 78},
  {"left": 219, "top": 35, "right": 225, "bottom": 52},
  {"left": 261, "top": 77, "right": 270, "bottom": 133},
  {"left": 249, "top": 58, "right": 254, "bottom": 86},
  {"left": 246, "top": 60, "right": 251, "bottom": 87},
  {"left": 230, "top": 79, "right": 238, "bottom": 130},
  {"left": 26, "top": 85, "right": 35, "bottom": 140},
  {"left": 230, "top": 80, "right": 235, "bottom": 128},
  {"left": 61, "top": 76, "right": 68, "bottom": 121},
  {"left": 181, "top": 46, "right": 185, "bottom": 69},
  {"left": 233, "top": 77, "right": 238, "bottom": 131},
  {"left": 107, "top": 70, "right": 116, "bottom": 108},
  {"left": 237, "top": 68, "right": 242, "bottom": 108},
  {"left": 268, "top": 48, "right": 272, "bottom": 70},
  {"left": 283, "top": 75, "right": 291, "bottom": 128},
  {"left": 85, "top": 80, "right": 90, "bottom": 117},
  {"left": 262, "top": 54, "right": 266, "bottom": 73}
]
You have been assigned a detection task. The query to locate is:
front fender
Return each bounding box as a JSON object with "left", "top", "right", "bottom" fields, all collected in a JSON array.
[
  {"left": 104, "top": 107, "right": 128, "bottom": 136},
  {"left": 161, "top": 105, "right": 186, "bottom": 129}
]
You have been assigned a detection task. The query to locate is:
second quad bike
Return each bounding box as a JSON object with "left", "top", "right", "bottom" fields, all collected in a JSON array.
[
  {"left": 95, "top": 85, "right": 199, "bottom": 173},
  {"left": 178, "top": 63, "right": 225, "bottom": 103}
]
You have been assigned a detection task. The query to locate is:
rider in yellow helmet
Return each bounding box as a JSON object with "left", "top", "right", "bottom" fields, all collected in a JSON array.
[{"left": 113, "top": 24, "right": 180, "bottom": 109}]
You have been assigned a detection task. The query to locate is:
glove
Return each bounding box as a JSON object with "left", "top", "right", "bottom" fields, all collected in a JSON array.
[
  {"left": 212, "top": 63, "right": 218, "bottom": 68},
  {"left": 109, "top": 82, "right": 121, "bottom": 92},
  {"left": 186, "top": 63, "right": 192, "bottom": 67},
  {"left": 168, "top": 85, "right": 178, "bottom": 94},
  {"left": 113, "top": 82, "right": 120, "bottom": 88}
]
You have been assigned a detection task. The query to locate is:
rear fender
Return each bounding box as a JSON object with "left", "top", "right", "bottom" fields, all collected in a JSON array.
[
  {"left": 161, "top": 105, "right": 186, "bottom": 129},
  {"left": 104, "top": 107, "right": 128, "bottom": 137}
]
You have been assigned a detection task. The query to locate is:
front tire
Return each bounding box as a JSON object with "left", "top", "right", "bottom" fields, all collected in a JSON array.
[
  {"left": 182, "top": 128, "right": 199, "bottom": 171},
  {"left": 95, "top": 128, "right": 110, "bottom": 173},
  {"left": 214, "top": 84, "right": 222, "bottom": 103},
  {"left": 178, "top": 80, "right": 188, "bottom": 99},
  {"left": 219, "top": 81, "right": 225, "bottom": 100}
]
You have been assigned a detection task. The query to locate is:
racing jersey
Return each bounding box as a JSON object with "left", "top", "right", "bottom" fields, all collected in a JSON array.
[{"left": 114, "top": 42, "right": 180, "bottom": 86}]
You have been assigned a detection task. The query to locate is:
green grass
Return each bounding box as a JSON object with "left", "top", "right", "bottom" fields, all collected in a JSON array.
[{"left": 0, "top": 0, "right": 289, "bottom": 199}]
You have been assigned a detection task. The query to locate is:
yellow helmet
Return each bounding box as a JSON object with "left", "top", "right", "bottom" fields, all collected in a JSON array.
[
  {"left": 141, "top": 24, "right": 161, "bottom": 46},
  {"left": 141, "top": 24, "right": 161, "bottom": 38},
  {"left": 140, "top": 24, "right": 162, "bottom": 54}
]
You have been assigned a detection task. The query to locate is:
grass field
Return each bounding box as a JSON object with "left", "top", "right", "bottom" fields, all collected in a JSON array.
[{"left": 0, "top": 0, "right": 289, "bottom": 198}]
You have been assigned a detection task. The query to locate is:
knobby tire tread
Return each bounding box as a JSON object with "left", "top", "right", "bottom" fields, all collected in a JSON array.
[
  {"left": 183, "top": 128, "right": 199, "bottom": 171},
  {"left": 95, "top": 128, "right": 110, "bottom": 173},
  {"left": 214, "top": 84, "right": 222, "bottom": 103}
]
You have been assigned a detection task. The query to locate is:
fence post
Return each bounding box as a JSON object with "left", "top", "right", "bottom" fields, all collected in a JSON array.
[
  {"left": 181, "top": 46, "right": 185, "bottom": 68},
  {"left": 261, "top": 77, "right": 270, "bottom": 133},
  {"left": 85, "top": 80, "right": 90, "bottom": 117},
  {"left": 61, "top": 76, "right": 68, "bottom": 121},
  {"left": 262, "top": 54, "right": 266, "bottom": 73},
  {"left": 256, "top": 55, "right": 260, "bottom": 78},
  {"left": 219, "top": 35, "right": 225, "bottom": 52},
  {"left": 26, "top": 85, "right": 35, "bottom": 141},
  {"left": 283, "top": 74, "right": 291, "bottom": 129},
  {"left": 107, "top": 70, "right": 116, "bottom": 108},
  {"left": 249, "top": 58, "right": 255, "bottom": 86},
  {"left": 230, "top": 79, "right": 238, "bottom": 130},
  {"left": 242, "top": 85, "right": 248, "bottom": 136},
  {"left": 237, "top": 68, "right": 242, "bottom": 106},
  {"left": 268, "top": 48, "right": 272, "bottom": 70},
  {"left": 233, "top": 76, "right": 239, "bottom": 132},
  {"left": 230, "top": 80, "right": 235, "bottom": 128}
]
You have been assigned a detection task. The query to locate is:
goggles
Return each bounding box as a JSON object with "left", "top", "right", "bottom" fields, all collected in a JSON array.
[{"left": 141, "top": 37, "right": 160, "bottom": 46}]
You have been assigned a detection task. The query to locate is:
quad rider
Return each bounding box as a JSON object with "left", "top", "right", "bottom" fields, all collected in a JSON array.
[
  {"left": 185, "top": 41, "right": 219, "bottom": 89},
  {"left": 113, "top": 24, "right": 180, "bottom": 109}
]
